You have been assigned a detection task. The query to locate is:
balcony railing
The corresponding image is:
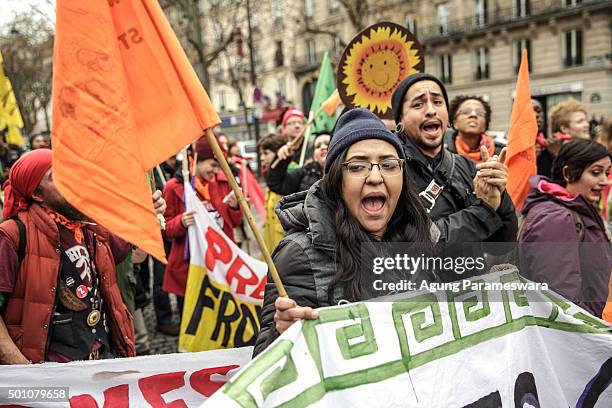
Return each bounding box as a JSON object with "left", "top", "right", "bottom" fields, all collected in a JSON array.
[{"left": 419, "top": 0, "right": 610, "bottom": 42}]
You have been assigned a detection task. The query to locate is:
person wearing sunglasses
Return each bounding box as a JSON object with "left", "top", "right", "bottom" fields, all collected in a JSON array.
[
  {"left": 253, "top": 108, "right": 435, "bottom": 356},
  {"left": 447, "top": 95, "right": 504, "bottom": 164}
]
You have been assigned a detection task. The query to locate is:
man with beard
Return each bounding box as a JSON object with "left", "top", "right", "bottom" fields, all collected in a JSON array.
[
  {"left": 0, "top": 149, "right": 165, "bottom": 364},
  {"left": 391, "top": 73, "right": 517, "bottom": 246}
]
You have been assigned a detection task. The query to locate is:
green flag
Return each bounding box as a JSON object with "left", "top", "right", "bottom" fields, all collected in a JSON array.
[
  {"left": 298, "top": 51, "right": 337, "bottom": 166},
  {"left": 309, "top": 51, "right": 337, "bottom": 133}
]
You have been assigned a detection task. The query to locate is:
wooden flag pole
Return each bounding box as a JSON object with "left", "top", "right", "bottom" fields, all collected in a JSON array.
[
  {"left": 205, "top": 128, "right": 287, "bottom": 297},
  {"left": 270, "top": 104, "right": 327, "bottom": 169}
]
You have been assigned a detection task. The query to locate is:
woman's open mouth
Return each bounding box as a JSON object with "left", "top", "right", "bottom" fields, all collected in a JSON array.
[{"left": 361, "top": 194, "right": 386, "bottom": 216}]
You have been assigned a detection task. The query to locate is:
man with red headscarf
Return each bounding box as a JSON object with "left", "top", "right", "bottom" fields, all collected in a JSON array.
[{"left": 0, "top": 149, "right": 165, "bottom": 364}]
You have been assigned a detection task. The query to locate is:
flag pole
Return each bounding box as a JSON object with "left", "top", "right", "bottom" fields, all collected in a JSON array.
[
  {"left": 270, "top": 104, "right": 326, "bottom": 170},
  {"left": 298, "top": 111, "right": 314, "bottom": 167},
  {"left": 205, "top": 128, "right": 288, "bottom": 297}
]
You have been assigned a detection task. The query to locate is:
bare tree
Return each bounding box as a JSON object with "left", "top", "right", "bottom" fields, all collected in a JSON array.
[
  {"left": 0, "top": 13, "right": 54, "bottom": 135},
  {"left": 160, "top": 0, "right": 246, "bottom": 92}
]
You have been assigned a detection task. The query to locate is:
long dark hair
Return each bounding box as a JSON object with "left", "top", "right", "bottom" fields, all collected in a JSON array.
[
  {"left": 551, "top": 139, "right": 611, "bottom": 186},
  {"left": 321, "top": 148, "right": 433, "bottom": 302}
]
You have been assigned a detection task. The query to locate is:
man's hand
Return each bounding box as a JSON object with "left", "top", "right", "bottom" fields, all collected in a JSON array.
[
  {"left": 276, "top": 143, "right": 297, "bottom": 162},
  {"left": 181, "top": 211, "right": 195, "bottom": 228},
  {"left": 473, "top": 147, "right": 508, "bottom": 210},
  {"left": 0, "top": 317, "right": 31, "bottom": 365},
  {"left": 152, "top": 190, "right": 167, "bottom": 215},
  {"left": 476, "top": 147, "right": 508, "bottom": 192},
  {"left": 274, "top": 296, "right": 318, "bottom": 334}
]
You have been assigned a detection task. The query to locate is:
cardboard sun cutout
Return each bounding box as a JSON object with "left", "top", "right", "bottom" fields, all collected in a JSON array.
[{"left": 337, "top": 22, "right": 425, "bottom": 118}]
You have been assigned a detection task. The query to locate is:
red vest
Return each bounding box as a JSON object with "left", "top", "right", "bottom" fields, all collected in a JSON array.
[{"left": 0, "top": 204, "right": 135, "bottom": 363}]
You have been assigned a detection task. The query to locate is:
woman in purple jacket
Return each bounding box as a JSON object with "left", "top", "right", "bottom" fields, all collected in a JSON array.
[{"left": 519, "top": 139, "right": 611, "bottom": 317}]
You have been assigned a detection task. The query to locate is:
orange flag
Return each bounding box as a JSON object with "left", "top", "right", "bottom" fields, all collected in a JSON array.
[
  {"left": 322, "top": 89, "right": 342, "bottom": 116},
  {"left": 52, "top": 0, "right": 220, "bottom": 262},
  {"left": 506, "top": 49, "right": 537, "bottom": 211}
]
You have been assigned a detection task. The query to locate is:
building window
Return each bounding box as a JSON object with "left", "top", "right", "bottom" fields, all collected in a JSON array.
[
  {"left": 405, "top": 14, "right": 417, "bottom": 37},
  {"left": 474, "top": 0, "right": 487, "bottom": 27},
  {"left": 440, "top": 54, "right": 452, "bottom": 84},
  {"left": 272, "top": 0, "right": 283, "bottom": 27},
  {"left": 306, "top": 39, "right": 316, "bottom": 65},
  {"left": 515, "top": 38, "right": 532, "bottom": 73},
  {"left": 305, "top": 0, "right": 314, "bottom": 18},
  {"left": 249, "top": 7, "right": 258, "bottom": 29},
  {"left": 277, "top": 77, "right": 286, "bottom": 99},
  {"left": 275, "top": 41, "right": 284, "bottom": 67},
  {"left": 564, "top": 28, "right": 583, "bottom": 67},
  {"left": 565, "top": 0, "right": 582, "bottom": 7},
  {"left": 331, "top": 35, "right": 342, "bottom": 56},
  {"left": 437, "top": 3, "right": 449, "bottom": 35},
  {"left": 213, "top": 22, "right": 222, "bottom": 41},
  {"left": 474, "top": 47, "right": 490, "bottom": 80},
  {"left": 329, "top": 0, "right": 340, "bottom": 14},
  {"left": 218, "top": 90, "right": 226, "bottom": 111},
  {"left": 514, "top": 0, "right": 530, "bottom": 17}
]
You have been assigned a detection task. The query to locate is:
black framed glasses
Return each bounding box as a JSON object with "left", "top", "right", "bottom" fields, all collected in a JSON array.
[{"left": 342, "top": 158, "right": 404, "bottom": 178}]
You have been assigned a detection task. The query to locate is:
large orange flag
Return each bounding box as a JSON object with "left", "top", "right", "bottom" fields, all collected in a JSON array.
[
  {"left": 52, "top": 0, "right": 220, "bottom": 261},
  {"left": 506, "top": 49, "right": 537, "bottom": 211}
]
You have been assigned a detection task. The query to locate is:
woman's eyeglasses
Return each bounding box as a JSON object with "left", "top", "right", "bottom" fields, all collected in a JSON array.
[
  {"left": 342, "top": 158, "right": 404, "bottom": 178},
  {"left": 457, "top": 107, "right": 486, "bottom": 118}
]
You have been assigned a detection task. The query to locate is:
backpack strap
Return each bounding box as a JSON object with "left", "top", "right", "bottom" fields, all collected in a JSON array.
[
  {"left": 568, "top": 209, "right": 585, "bottom": 242},
  {"left": 0, "top": 217, "right": 27, "bottom": 262}
]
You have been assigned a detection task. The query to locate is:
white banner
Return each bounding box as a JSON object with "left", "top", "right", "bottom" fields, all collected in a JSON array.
[
  {"left": 0, "top": 347, "right": 252, "bottom": 407},
  {"left": 180, "top": 182, "right": 267, "bottom": 351},
  {"left": 205, "top": 269, "right": 612, "bottom": 407}
]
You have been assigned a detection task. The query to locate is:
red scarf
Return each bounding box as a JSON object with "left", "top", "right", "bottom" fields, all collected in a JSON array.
[
  {"left": 44, "top": 208, "right": 87, "bottom": 244},
  {"left": 455, "top": 134, "right": 495, "bottom": 164}
]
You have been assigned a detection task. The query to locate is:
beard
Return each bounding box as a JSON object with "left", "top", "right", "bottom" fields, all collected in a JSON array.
[{"left": 43, "top": 195, "right": 88, "bottom": 221}]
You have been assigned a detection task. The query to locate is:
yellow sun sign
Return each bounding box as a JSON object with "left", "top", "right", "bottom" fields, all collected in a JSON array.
[{"left": 338, "top": 22, "right": 425, "bottom": 118}]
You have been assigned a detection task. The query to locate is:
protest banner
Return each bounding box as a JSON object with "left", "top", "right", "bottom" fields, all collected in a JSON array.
[
  {"left": 180, "top": 183, "right": 268, "bottom": 352},
  {"left": 0, "top": 347, "right": 252, "bottom": 407},
  {"left": 205, "top": 269, "right": 612, "bottom": 407}
]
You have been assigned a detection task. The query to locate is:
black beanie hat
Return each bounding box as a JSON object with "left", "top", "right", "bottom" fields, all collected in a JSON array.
[
  {"left": 325, "top": 108, "right": 405, "bottom": 173},
  {"left": 391, "top": 73, "right": 449, "bottom": 125}
]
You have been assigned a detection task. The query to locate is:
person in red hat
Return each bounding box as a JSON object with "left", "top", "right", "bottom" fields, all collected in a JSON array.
[
  {"left": 277, "top": 107, "right": 311, "bottom": 165},
  {"left": 0, "top": 149, "right": 165, "bottom": 364},
  {"left": 162, "top": 137, "right": 243, "bottom": 313}
]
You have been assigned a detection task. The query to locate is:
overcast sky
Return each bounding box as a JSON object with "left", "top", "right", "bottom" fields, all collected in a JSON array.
[{"left": 1, "top": 0, "right": 55, "bottom": 27}]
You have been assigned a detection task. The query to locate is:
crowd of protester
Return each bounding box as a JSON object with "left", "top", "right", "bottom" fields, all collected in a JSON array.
[{"left": 0, "top": 72, "right": 610, "bottom": 364}]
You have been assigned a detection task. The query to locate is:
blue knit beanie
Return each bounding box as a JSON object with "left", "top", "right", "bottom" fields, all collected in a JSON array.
[{"left": 325, "top": 108, "right": 405, "bottom": 173}]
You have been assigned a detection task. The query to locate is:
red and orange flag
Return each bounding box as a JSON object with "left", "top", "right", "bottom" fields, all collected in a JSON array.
[
  {"left": 51, "top": 0, "right": 220, "bottom": 262},
  {"left": 506, "top": 49, "right": 537, "bottom": 211}
]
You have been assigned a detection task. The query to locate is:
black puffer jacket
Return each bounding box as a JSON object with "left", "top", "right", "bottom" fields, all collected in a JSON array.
[
  {"left": 401, "top": 134, "right": 518, "bottom": 243},
  {"left": 266, "top": 159, "right": 322, "bottom": 196},
  {"left": 253, "top": 181, "right": 439, "bottom": 357}
]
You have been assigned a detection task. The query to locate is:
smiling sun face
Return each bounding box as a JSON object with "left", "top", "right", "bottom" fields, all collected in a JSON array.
[
  {"left": 338, "top": 22, "right": 424, "bottom": 118},
  {"left": 360, "top": 50, "right": 401, "bottom": 93}
]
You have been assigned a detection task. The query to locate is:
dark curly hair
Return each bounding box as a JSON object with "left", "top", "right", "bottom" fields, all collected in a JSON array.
[{"left": 449, "top": 95, "right": 492, "bottom": 132}]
